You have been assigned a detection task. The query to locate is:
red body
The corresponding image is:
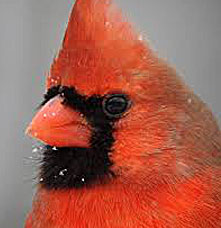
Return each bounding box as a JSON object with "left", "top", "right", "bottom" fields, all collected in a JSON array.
[{"left": 25, "top": 0, "right": 221, "bottom": 227}]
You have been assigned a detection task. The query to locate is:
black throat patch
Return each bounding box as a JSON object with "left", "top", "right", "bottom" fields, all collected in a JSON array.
[{"left": 39, "top": 86, "right": 117, "bottom": 189}]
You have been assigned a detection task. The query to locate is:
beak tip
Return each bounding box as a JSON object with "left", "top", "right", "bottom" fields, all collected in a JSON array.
[{"left": 25, "top": 124, "right": 33, "bottom": 136}]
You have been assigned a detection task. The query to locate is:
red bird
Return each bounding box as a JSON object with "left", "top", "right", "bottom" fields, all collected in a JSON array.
[{"left": 25, "top": 0, "right": 221, "bottom": 227}]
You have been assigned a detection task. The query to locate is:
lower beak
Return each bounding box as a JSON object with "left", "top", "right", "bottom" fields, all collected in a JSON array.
[{"left": 26, "top": 96, "right": 90, "bottom": 148}]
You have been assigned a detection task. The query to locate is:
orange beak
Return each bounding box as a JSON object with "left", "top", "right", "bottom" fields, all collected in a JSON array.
[{"left": 26, "top": 96, "right": 90, "bottom": 148}]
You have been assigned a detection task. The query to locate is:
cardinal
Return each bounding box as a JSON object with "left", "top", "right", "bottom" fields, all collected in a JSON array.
[{"left": 25, "top": 0, "right": 221, "bottom": 227}]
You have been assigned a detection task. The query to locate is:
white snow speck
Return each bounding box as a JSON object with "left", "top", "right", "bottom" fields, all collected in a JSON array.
[
  {"left": 59, "top": 169, "right": 67, "bottom": 176},
  {"left": 138, "top": 35, "right": 143, "bottom": 41},
  {"left": 32, "top": 147, "right": 38, "bottom": 153}
]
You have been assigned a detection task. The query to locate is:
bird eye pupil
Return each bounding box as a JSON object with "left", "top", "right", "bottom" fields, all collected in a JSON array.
[{"left": 103, "top": 94, "right": 130, "bottom": 117}]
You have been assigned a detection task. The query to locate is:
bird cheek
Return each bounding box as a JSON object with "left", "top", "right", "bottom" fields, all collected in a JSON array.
[{"left": 26, "top": 96, "right": 91, "bottom": 148}]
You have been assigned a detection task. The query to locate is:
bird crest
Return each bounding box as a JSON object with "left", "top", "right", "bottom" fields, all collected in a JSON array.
[{"left": 47, "top": 0, "right": 151, "bottom": 95}]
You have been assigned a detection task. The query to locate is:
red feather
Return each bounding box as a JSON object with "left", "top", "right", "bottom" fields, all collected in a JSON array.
[
  {"left": 47, "top": 0, "right": 151, "bottom": 96},
  {"left": 25, "top": 0, "right": 221, "bottom": 227}
]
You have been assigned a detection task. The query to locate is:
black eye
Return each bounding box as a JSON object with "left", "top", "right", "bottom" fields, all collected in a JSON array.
[{"left": 102, "top": 94, "right": 131, "bottom": 118}]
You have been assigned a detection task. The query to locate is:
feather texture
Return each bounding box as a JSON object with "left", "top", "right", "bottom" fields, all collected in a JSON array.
[{"left": 25, "top": 0, "right": 221, "bottom": 227}]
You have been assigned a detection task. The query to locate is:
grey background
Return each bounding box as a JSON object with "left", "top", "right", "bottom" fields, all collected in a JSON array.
[{"left": 0, "top": 0, "right": 220, "bottom": 227}]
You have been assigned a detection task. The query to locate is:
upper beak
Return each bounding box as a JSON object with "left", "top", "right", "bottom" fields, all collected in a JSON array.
[{"left": 26, "top": 96, "right": 90, "bottom": 148}]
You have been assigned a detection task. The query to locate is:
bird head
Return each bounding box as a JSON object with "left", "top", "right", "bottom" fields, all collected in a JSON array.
[{"left": 26, "top": 0, "right": 217, "bottom": 190}]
